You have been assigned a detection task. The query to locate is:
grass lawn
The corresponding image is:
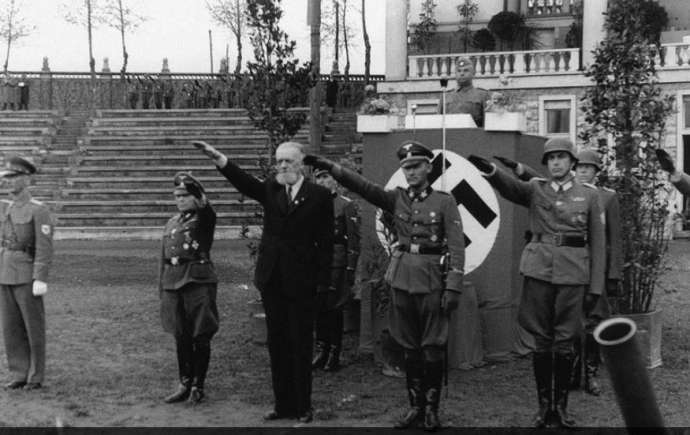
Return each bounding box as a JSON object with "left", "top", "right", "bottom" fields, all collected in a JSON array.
[{"left": 0, "top": 238, "right": 688, "bottom": 427}]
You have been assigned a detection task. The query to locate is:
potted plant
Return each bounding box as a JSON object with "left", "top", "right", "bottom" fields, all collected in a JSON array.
[
  {"left": 356, "top": 96, "right": 399, "bottom": 133},
  {"left": 579, "top": 0, "right": 675, "bottom": 368},
  {"left": 483, "top": 89, "right": 526, "bottom": 132}
]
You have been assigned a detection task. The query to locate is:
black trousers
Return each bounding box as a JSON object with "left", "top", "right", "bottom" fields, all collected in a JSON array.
[{"left": 261, "top": 287, "right": 315, "bottom": 416}]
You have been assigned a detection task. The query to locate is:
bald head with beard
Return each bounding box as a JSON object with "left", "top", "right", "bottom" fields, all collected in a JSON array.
[{"left": 275, "top": 142, "right": 305, "bottom": 186}]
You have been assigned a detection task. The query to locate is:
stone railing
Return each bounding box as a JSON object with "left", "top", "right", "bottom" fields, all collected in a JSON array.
[
  {"left": 408, "top": 48, "right": 581, "bottom": 79},
  {"left": 524, "top": 0, "right": 577, "bottom": 17},
  {"left": 651, "top": 42, "right": 690, "bottom": 70}
]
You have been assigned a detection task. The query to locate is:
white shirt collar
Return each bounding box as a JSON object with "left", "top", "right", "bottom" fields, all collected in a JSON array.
[
  {"left": 550, "top": 179, "right": 573, "bottom": 192},
  {"left": 287, "top": 175, "right": 305, "bottom": 200}
]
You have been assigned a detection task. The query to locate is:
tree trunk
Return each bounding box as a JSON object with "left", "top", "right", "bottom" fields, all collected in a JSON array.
[
  {"left": 333, "top": 0, "right": 339, "bottom": 73},
  {"left": 309, "top": 0, "right": 321, "bottom": 153},
  {"left": 3, "top": 1, "right": 15, "bottom": 73},
  {"left": 87, "top": 0, "right": 97, "bottom": 111},
  {"left": 343, "top": 0, "right": 350, "bottom": 79},
  {"left": 118, "top": 0, "right": 128, "bottom": 77},
  {"left": 361, "top": 0, "right": 371, "bottom": 84},
  {"left": 234, "top": 0, "right": 242, "bottom": 74}
]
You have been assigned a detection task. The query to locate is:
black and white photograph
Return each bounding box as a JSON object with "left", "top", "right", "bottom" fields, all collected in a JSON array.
[{"left": 0, "top": 0, "right": 689, "bottom": 430}]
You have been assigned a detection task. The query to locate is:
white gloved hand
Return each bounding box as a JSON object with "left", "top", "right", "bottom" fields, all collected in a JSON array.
[{"left": 32, "top": 280, "right": 48, "bottom": 296}]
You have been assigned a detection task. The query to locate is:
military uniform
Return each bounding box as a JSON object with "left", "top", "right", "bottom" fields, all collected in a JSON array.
[
  {"left": 441, "top": 58, "right": 490, "bottom": 127},
  {"left": 471, "top": 139, "right": 606, "bottom": 428},
  {"left": 0, "top": 157, "right": 54, "bottom": 389},
  {"left": 127, "top": 78, "right": 139, "bottom": 109},
  {"left": 159, "top": 172, "right": 218, "bottom": 404},
  {"left": 308, "top": 141, "right": 465, "bottom": 430},
  {"left": 312, "top": 176, "right": 361, "bottom": 372}
]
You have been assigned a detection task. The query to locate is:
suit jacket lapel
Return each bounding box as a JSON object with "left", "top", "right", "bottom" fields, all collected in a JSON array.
[
  {"left": 287, "top": 182, "right": 309, "bottom": 215},
  {"left": 275, "top": 182, "right": 289, "bottom": 215}
]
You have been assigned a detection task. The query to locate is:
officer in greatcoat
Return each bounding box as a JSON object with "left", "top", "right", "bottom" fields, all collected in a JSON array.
[
  {"left": 159, "top": 172, "right": 219, "bottom": 405},
  {"left": 468, "top": 138, "right": 606, "bottom": 429},
  {"left": 305, "top": 141, "right": 465, "bottom": 431},
  {"left": 0, "top": 156, "right": 54, "bottom": 390},
  {"left": 311, "top": 169, "right": 360, "bottom": 373}
]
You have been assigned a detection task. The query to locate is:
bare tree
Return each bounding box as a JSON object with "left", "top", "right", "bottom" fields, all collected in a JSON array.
[
  {"left": 0, "top": 0, "right": 34, "bottom": 73},
  {"left": 361, "top": 0, "right": 370, "bottom": 83},
  {"left": 206, "top": 0, "right": 246, "bottom": 74},
  {"left": 63, "top": 0, "right": 104, "bottom": 109},
  {"left": 101, "top": 0, "right": 147, "bottom": 76},
  {"left": 342, "top": 0, "right": 350, "bottom": 78},
  {"left": 321, "top": 0, "right": 357, "bottom": 75}
]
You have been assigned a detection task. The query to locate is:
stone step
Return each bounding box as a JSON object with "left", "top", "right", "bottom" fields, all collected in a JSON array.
[
  {"left": 90, "top": 117, "right": 254, "bottom": 127},
  {"left": 96, "top": 108, "right": 250, "bottom": 118},
  {"left": 54, "top": 199, "right": 260, "bottom": 214},
  {"left": 78, "top": 154, "right": 261, "bottom": 166},
  {"left": 87, "top": 125, "right": 308, "bottom": 136},
  {"left": 55, "top": 211, "right": 262, "bottom": 227},
  {"left": 66, "top": 176, "right": 252, "bottom": 190},
  {"left": 0, "top": 110, "right": 59, "bottom": 119},
  {"left": 0, "top": 119, "right": 58, "bottom": 128},
  {"left": 74, "top": 165, "right": 262, "bottom": 178},
  {"left": 0, "top": 136, "right": 46, "bottom": 144},
  {"left": 0, "top": 127, "right": 54, "bottom": 136},
  {"left": 0, "top": 144, "right": 43, "bottom": 154},
  {"left": 84, "top": 134, "right": 300, "bottom": 146},
  {"left": 61, "top": 187, "right": 245, "bottom": 200},
  {"left": 81, "top": 142, "right": 269, "bottom": 155}
]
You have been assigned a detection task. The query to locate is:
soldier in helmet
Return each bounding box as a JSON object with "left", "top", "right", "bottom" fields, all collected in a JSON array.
[
  {"left": 304, "top": 141, "right": 465, "bottom": 431},
  {"left": 570, "top": 149, "right": 622, "bottom": 395},
  {"left": 655, "top": 149, "right": 690, "bottom": 196},
  {"left": 159, "top": 172, "right": 219, "bottom": 405},
  {"left": 311, "top": 169, "right": 360, "bottom": 373},
  {"left": 441, "top": 57, "right": 491, "bottom": 127},
  {"left": 0, "top": 156, "right": 54, "bottom": 390},
  {"left": 468, "top": 138, "right": 606, "bottom": 429}
]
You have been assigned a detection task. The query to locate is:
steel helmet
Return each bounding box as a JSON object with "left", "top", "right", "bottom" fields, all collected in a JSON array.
[
  {"left": 541, "top": 137, "right": 577, "bottom": 165},
  {"left": 575, "top": 149, "right": 602, "bottom": 171}
]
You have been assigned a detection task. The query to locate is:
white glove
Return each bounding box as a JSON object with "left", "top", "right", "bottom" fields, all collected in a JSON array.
[{"left": 32, "top": 280, "right": 48, "bottom": 296}]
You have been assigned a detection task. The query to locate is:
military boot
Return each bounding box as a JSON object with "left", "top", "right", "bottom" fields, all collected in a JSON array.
[
  {"left": 532, "top": 352, "right": 554, "bottom": 428},
  {"left": 311, "top": 340, "right": 329, "bottom": 370},
  {"left": 323, "top": 346, "right": 341, "bottom": 372},
  {"left": 188, "top": 340, "right": 211, "bottom": 405},
  {"left": 584, "top": 334, "right": 602, "bottom": 396},
  {"left": 554, "top": 353, "right": 577, "bottom": 428},
  {"left": 422, "top": 360, "right": 443, "bottom": 432},
  {"left": 569, "top": 335, "right": 583, "bottom": 390},
  {"left": 164, "top": 337, "right": 193, "bottom": 403},
  {"left": 394, "top": 358, "right": 424, "bottom": 429}
]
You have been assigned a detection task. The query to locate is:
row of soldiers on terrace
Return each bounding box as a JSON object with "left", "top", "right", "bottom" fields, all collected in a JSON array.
[
  {"left": 1, "top": 74, "right": 30, "bottom": 111},
  {"left": 125, "top": 75, "right": 250, "bottom": 110}
]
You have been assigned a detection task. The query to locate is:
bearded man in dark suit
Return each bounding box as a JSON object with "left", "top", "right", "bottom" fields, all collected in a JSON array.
[{"left": 193, "top": 140, "right": 333, "bottom": 424}]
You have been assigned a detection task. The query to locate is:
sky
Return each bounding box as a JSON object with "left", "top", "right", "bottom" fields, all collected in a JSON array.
[{"left": 7, "top": 0, "right": 387, "bottom": 74}]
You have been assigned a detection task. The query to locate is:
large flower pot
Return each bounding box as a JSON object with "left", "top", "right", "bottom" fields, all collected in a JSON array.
[
  {"left": 620, "top": 309, "right": 663, "bottom": 368},
  {"left": 484, "top": 111, "right": 526, "bottom": 132}
]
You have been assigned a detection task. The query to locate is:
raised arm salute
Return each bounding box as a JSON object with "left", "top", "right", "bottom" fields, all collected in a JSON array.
[
  {"left": 306, "top": 140, "right": 464, "bottom": 431},
  {"left": 194, "top": 140, "right": 333, "bottom": 424}
]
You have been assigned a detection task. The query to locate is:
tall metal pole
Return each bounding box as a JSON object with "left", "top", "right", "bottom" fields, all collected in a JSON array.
[
  {"left": 209, "top": 29, "right": 214, "bottom": 74},
  {"left": 309, "top": 0, "right": 322, "bottom": 153}
]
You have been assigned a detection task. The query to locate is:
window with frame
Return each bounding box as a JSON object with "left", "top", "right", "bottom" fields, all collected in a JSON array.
[
  {"left": 683, "top": 94, "right": 690, "bottom": 129},
  {"left": 539, "top": 95, "right": 576, "bottom": 143}
]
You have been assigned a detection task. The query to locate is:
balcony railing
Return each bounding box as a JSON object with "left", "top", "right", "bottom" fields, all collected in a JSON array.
[
  {"left": 407, "top": 42, "right": 690, "bottom": 80},
  {"left": 525, "top": 0, "right": 577, "bottom": 17},
  {"left": 408, "top": 48, "right": 581, "bottom": 79}
]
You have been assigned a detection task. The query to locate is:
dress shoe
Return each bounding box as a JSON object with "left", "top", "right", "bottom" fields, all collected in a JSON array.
[
  {"left": 263, "top": 410, "right": 294, "bottom": 421},
  {"left": 23, "top": 382, "right": 42, "bottom": 390},
  {"left": 4, "top": 380, "right": 26, "bottom": 389},
  {"left": 163, "top": 383, "right": 191, "bottom": 403},
  {"left": 187, "top": 386, "right": 205, "bottom": 405},
  {"left": 297, "top": 410, "right": 313, "bottom": 423}
]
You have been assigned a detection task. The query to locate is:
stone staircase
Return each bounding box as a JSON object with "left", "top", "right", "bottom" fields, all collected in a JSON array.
[
  {"left": 321, "top": 111, "right": 360, "bottom": 158},
  {"left": 57, "top": 109, "right": 312, "bottom": 239}
]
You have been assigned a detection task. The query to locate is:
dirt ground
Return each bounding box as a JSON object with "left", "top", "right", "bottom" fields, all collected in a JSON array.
[{"left": 0, "top": 238, "right": 688, "bottom": 428}]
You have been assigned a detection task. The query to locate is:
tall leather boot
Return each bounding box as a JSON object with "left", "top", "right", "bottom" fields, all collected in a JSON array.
[
  {"left": 164, "top": 336, "right": 193, "bottom": 403},
  {"left": 554, "top": 352, "right": 577, "bottom": 428},
  {"left": 323, "top": 346, "right": 341, "bottom": 372},
  {"left": 188, "top": 339, "right": 211, "bottom": 405},
  {"left": 569, "top": 335, "right": 583, "bottom": 390},
  {"left": 311, "top": 340, "right": 329, "bottom": 370},
  {"left": 422, "top": 360, "right": 443, "bottom": 432},
  {"left": 584, "top": 333, "right": 602, "bottom": 396},
  {"left": 394, "top": 356, "right": 424, "bottom": 429},
  {"left": 532, "top": 352, "right": 553, "bottom": 428}
]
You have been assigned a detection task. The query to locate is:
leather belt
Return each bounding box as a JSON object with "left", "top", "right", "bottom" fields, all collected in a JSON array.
[
  {"left": 397, "top": 244, "right": 444, "bottom": 255},
  {"left": 531, "top": 233, "right": 587, "bottom": 248},
  {"left": 164, "top": 258, "right": 203, "bottom": 266}
]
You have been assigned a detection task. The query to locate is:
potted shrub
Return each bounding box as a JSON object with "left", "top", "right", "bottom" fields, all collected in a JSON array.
[
  {"left": 579, "top": 0, "right": 675, "bottom": 368},
  {"left": 483, "top": 90, "right": 525, "bottom": 132},
  {"left": 356, "top": 96, "right": 399, "bottom": 133}
]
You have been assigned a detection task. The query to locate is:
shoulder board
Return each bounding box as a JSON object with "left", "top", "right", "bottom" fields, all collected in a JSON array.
[
  {"left": 30, "top": 199, "right": 45, "bottom": 205},
  {"left": 433, "top": 190, "right": 451, "bottom": 196},
  {"left": 0, "top": 199, "right": 11, "bottom": 204},
  {"left": 531, "top": 177, "right": 547, "bottom": 182},
  {"left": 582, "top": 182, "right": 598, "bottom": 189},
  {"left": 339, "top": 195, "right": 352, "bottom": 202},
  {"left": 602, "top": 187, "right": 615, "bottom": 193}
]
